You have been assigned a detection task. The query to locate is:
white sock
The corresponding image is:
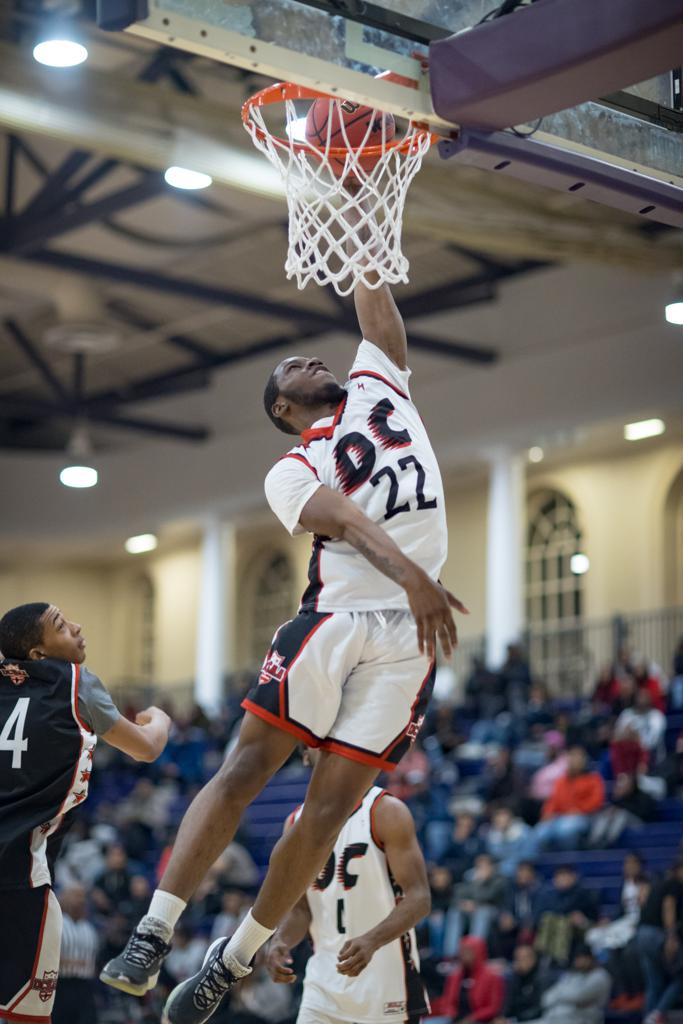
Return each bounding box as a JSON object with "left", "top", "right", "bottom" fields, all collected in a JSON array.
[
  {"left": 142, "top": 890, "right": 187, "bottom": 940},
  {"left": 224, "top": 909, "right": 274, "bottom": 968}
]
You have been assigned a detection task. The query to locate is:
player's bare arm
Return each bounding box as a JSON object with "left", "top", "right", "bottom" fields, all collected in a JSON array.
[
  {"left": 266, "top": 895, "right": 312, "bottom": 984},
  {"left": 299, "top": 485, "right": 467, "bottom": 658},
  {"left": 345, "top": 202, "right": 408, "bottom": 370},
  {"left": 337, "top": 796, "right": 430, "bottom": 978},
  {"left": 101, "top": 706, "right": 171, "bottom": 763}
]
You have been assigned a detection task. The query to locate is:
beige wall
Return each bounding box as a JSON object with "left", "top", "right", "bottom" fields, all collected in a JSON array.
[{"left": 2, "top": 444, "right": 682, "bottom": 692}]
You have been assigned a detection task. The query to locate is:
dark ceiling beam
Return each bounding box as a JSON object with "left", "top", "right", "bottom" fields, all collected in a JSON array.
[
  {"left": 8, "top": 175, "right": 167, "bottom": 253},
  {"left": 407, "top": 331, "right": 497, "bottom": 364},
  {"left": 60, "top": 158, "right": 120, "bottom": 208},
  {"left": 19, "top": 150, "right": 91, "bottom": 221},
  {"left": 4, "top": 319, "right": 70, "bottom": 403},
  {"left": 23, "top": 248, "right": 338, "bottom": 331},
  {"left": 14, "top": 138, "right": 49, "bottom": 178},
  {"left": 0, "top": 393, "right": 209, "bottom": 442},
  {"left": 4, "top": 135, "right": 17, "bottom": 219},
  {"left": 105, "top": 297, "right": 217, "bottom": 363}
]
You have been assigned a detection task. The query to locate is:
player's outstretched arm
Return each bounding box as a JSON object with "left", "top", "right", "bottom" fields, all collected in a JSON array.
[
  {"left": 345, "top": 202, "right": 407, "bottom": 370},
  {"left": 337, "top": 795, "right": 430, "bottom": 977},
  {"left": 100, "top": 706, "right": 171, "bottom": 763},
  {"left": 300, "top": 485, "right": 468, "bottom": 659},
  {"left": 266, "top": 895, "right": 312, "bottom": 984}
]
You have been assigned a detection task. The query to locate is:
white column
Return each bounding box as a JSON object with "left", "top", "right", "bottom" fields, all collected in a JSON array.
[
  {"left": 195, "top": 516, "right": 228, "bottom": 713},
  {"left": 485, "top": 451, "right": 525, "bottom": 669}
]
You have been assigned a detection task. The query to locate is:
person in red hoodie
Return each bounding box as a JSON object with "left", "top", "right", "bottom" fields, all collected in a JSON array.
[
  {"left": 429, "top": 936, "right": 505, "bottom": 1024},
  {"left": 527, "top": 746, "right": 605, "bottom": 854}
]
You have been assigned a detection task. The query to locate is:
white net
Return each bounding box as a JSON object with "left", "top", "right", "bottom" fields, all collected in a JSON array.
[{"left": 243, "top": 90, "right": 432, "bottom": 297}]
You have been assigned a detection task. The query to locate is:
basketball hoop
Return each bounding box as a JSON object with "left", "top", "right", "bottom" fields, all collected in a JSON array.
[{"left": 242, "top": 82, "right": 435, "bottom": 296}]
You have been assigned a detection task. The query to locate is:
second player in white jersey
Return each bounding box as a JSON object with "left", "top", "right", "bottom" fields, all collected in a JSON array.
[
  {"left": 264, "top": 340, "right": 448, "bottom": 613},
  {"left": 268, "top": 783, "right": 431, "bottom": 1024}
]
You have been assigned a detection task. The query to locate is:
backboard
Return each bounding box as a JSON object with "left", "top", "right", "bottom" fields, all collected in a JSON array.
[{"left": 114, "top": 0, "right": 683, "bottom": 224}]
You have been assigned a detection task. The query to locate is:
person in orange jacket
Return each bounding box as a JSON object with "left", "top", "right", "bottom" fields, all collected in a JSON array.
[
  {"left": 528, "top": 746, "right": 605, "bottom": 854},
  {"left": 429, "top": 936, "right": 505, "bottom": 1024}
]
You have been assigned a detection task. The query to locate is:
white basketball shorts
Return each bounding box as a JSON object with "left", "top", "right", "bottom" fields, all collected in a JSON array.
[{"left": 242, "top": 610, "right": 435, "bottom": 772}]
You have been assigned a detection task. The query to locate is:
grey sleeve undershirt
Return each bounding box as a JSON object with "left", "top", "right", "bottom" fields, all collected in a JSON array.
[{"left": 77, "top": 666, "right": 121, "bottom": 737}]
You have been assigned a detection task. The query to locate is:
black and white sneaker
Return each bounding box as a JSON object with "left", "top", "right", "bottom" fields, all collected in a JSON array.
[
  {"left": 165, "top": 937, "right": 251, "bottom": 1024},
  {"left": 99, "top": 919, "right": 172, "bottom": 996}
]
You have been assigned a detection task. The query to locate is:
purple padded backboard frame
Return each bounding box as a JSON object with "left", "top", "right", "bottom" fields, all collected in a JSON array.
[
  {"left": 429, "top": 0, "right": 683, "bottom": 132},
  {"left": 438, "top": 130, "right": 683, "bottom": 230}
]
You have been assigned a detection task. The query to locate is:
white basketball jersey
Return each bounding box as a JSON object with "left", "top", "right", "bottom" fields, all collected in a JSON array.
[
  {"left": 295, "top": 787, "right": 429, "bottom": 1023},
  {"left": 264, "top": 340, "right": 447, "bottom": 613}
]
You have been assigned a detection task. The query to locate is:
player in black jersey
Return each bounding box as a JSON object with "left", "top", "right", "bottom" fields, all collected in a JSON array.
[{"left": 0, "top": 601, "right": 171, "bottom": 1023}]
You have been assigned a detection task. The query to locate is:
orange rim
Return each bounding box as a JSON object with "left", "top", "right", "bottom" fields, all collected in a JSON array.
[{"left": 241, "top": 81, "right": 436, "bottom": 158}]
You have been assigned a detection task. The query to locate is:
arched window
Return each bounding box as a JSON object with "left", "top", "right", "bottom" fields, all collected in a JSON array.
[
  {"left": 526, "top": 490, "right": 583, "bottom": 626},
  {"left": 249, "top": 551, "right": 296, "bottom": 666},
  {"left": 526, "top": 490, "right": 585, "bottom": 693}
]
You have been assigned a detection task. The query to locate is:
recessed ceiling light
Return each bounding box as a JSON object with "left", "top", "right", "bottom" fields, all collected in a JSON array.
[
  {"left": 33, "top": 39, "right": 88, "bottom": 67},
  {"left": 528, "top": 446, "right": 544, "bottom": 463},
  {"left": 59, "top": 465, "right": 98, "bottom": 489},
  {"left": 665, "top": 301, "right": 683, "bottom": 326},
  {"left": 164, "top": 166, "right": 212, "bottom": 190},
  {"left": 125, "top": 533, "right": 158, "bottom": 554},
  {"left": 570, "top": 553, "right": 590, "bottom": 575},
  {"left": 624, "top": 418, "right": 665, "bottom": 441}
]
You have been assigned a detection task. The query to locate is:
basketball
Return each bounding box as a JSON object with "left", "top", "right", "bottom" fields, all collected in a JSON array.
[{"left": 305, "top": 97, "right": 395, "bottom": 176}]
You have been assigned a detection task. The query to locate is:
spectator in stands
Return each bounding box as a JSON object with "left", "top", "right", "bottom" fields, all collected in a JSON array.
[
  {"left": 445, "top": 853, "right": 508, "bottom": 957},
  {"left": 52, "top": 885, "right": 98, "bottom": 1024},
  {"left": 490, "top": 861, "right": 542, "bottom": 960},
  {"left": 465, "top": 657, "right": 506, "bottom": 723},
  {"left": 521, "top": 733, "right": 568, "bottom": 825},
  {"left": 669, "top": 639, "right": 683, "bottom": 711},
  {"left": 428, "top": 865, "right": 457, "bottom": 959},
  {"left": 635, "top": 857, "right": 683, "bottom": 1016},
  {"left": 485, "top": 805, "right": 532, "bottom": 878},
  {"left": 612, "top": 674, "right": 637, "bottom": 716},
  {"left": 539, "top": 944, "right": 611, "bottom": 1024},
  {"left": 587, "top": 851, "right": 647, "bottom": 1010},
  {"left": 500, "top": 643, "right": 532, "bottom": 716},
  {"left": 91, "top": 843, "right": 132, "bottom": 916},
  {"left": 592, "top": 665, "right": 620, "bottom": 709},
  {"left": 524, "top": 682, "right": 555, "bottom": 732},
  {"left": 535, "top": 865, "right": 599, "bottom": 966},
  {"left": 633, "top": 659, "right": 666, "bottom": 713},
  {"left": 164, "top": 923, "right": 209, "bottom": 986},
  {"left": 615, "top": 688, "right": 666, "bottom": 764},
  {"left": 210, "top": 889, "right": 249, "bottom": 942},
  {"left": 220, "top": 840, "right": 259, "bottom": 890},
  {"left": 588, "top": 772, "right": 657, "bottom": 847},
  {"left": 480, "top": 748, "right": 523, "bottom": 807},
  {"left": 494, "top": 944, "right": 546, "bottom": 1024},
  {"left": 529, "top": 746, "right": 604, "bottom": 853},
  {"left": 430, "top": 936, "right": 505, "bottom": 1024},
  {"left": 663, "top": 731, "right": 683, "bottom": 797},
  {"left": 386, "top": 741, "right": 430, "bottom": 804},
  {"left": 442, "top": 813, "right": 485, "bottom": 882}
]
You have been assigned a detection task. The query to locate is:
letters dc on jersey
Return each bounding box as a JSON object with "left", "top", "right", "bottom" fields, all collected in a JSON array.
[
  {"left": 296, "top": 788, "right": 429, "bottom": 1023},
  {"left": 264, "top": 340, "right": 448, "bottom": 613}
]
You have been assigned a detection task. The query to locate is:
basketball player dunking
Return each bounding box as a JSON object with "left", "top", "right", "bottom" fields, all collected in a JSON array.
[
  {"left": 267, "top": 749, "right": 431, "bottom": 1024},
  {"left": 0, "top": 602, "right": 170, "bottom": 1023},
  {"left": 102, "top": 222, "right": 466, "bottom": 1024}
]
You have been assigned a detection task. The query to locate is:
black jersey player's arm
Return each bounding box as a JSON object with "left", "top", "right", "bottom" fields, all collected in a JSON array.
[
  {"left": 100, "top": 705, "right": 171, "bottom": 763},
  {"left": 337, "top": 795, "right": 430, "bottom": 978},
  {"left": 300, "top": 485, "right": 467, "bottom": 659},
  {"left": 345, "top": 202, "right": 408, "bottom": 369}
]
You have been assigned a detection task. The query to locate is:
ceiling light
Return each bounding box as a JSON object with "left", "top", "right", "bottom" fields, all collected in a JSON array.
[
  {"left": 528, "top": 446, "right": 544, "bottom": 463},
  {"left": 665, "top": 301, "right": 683, "bottom": 326},
  {"left": 570, "top": 553, "right": 590, "bottom": 575},
  {"left": 33, "top": 39, "right": 88, "bottom": 67},
  {"left": 125, "top": 533, "right": 158, "bottom": 555},
  {"left": 624, "top": 418, "right": 665, "bottom": 441},
  {"left": 164, "top": 166, "right": 212, "bottom": 190},
  {"left": 60, "top": 465, "right": 98, "bottom": 488}
]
